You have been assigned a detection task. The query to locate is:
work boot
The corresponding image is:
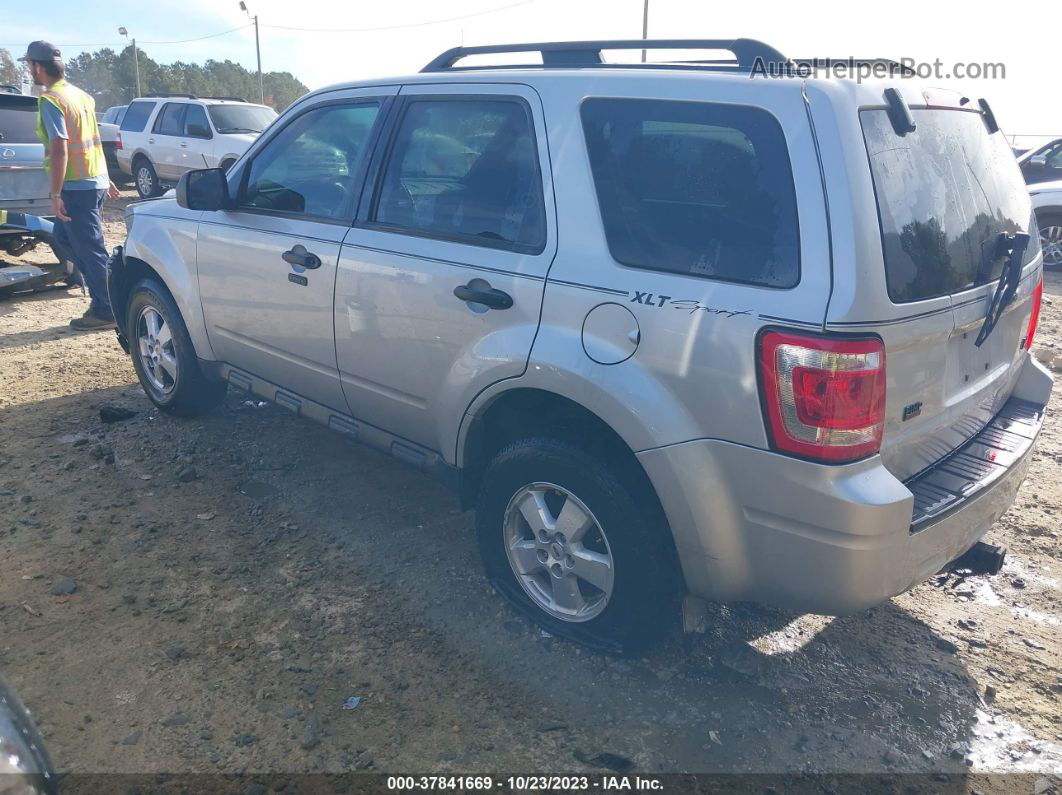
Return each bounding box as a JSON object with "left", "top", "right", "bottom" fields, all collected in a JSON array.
[{"left": 69, "top": 309, "right": 116, "bottom": 330}]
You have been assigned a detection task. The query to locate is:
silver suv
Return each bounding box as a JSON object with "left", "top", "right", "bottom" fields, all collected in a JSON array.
[{"left": 109, "top": 40, "right": 1054, "bottom": 652}]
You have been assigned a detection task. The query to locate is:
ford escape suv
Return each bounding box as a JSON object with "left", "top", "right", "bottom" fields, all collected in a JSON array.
[{"left": 108, "top": 40, "right": 1053, "bottom": 653}]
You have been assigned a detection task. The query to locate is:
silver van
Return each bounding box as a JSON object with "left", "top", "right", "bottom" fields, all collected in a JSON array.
[{"left": 108, "top": 40, "right": 1053, "bottom": 652}]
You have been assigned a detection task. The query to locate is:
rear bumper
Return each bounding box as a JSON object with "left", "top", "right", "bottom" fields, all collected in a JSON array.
[{"left": 638, "top": 354, "right": 1053, "bottom": 615}]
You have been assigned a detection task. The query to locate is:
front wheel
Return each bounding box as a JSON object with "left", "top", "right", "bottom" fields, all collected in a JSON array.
[
  {"left": 126, "top": 278, "right": 227, "bottom": 416},
  {"left": 476, "top": 437, "right": 680, "bottom": 654}
]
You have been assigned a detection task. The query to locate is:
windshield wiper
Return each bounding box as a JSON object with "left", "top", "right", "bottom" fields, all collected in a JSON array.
[
  {"left": 975, "top": 231, "right": 1030, "bottom": 347},
  {"left": 217, "top": 127, "right": 260, "bottom": 134}
]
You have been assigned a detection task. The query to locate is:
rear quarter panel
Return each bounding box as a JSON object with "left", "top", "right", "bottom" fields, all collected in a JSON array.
[{"left": 514, "top": 73, "right": 833, "bottom": 453}]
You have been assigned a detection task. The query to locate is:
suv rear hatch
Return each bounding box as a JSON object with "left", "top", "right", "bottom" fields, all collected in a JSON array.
[
  {"left": 0, "top": 94, "right": 49, "bottom": 212},
  {"left": 817, "top": 85, "right": 1042, "bottom": 481}
]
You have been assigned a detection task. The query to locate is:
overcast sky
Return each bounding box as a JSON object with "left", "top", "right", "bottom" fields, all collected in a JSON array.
[{"left": 5, "top": 0, "right": 1057, "bottom": 146}]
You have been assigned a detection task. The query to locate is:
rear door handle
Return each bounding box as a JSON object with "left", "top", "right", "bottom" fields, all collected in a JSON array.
[
  {"left": 148, "top": 138, "right": 155, "bottom": 144},
  {"left": 453, "top": 283, "right": 513, "bottom": 310},
  {"left": 179, "top": 142, "right": 188, "bottom": 148},
  {"left": 282, "top": 244, "right": 322, "bottom": 270}
]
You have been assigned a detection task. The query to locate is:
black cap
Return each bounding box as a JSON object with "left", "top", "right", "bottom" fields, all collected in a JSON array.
[{"left": 18, "top": 41, "right": 61, "bottom": 63}]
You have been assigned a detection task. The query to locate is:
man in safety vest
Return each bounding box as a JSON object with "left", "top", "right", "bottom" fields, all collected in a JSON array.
[{"left": 20, "top": 41, "right": 120, "bottom": 330}]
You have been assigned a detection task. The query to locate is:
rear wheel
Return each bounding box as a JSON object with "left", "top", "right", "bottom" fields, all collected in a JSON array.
[
  {"left": 126, "top": 278, "right": 226, "bottom": 416},
  {"left": 476, "top": 437, "right": 680, "bottom": 654},
  {"left": 134, "top": 157, "right": 161, "bottom": 199},
  {"left": 1038, "top": 210, "right": 1062, "bottom": 271},
  {"left": 220, "top": 158, "right": 237, "bottom": 172}
]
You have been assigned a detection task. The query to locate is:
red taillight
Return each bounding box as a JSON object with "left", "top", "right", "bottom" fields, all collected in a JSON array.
[
  {"left": 759, "top": 331, "right": 886, "bottom": 463},
  {"left": 115, "top": 132, "right": 123, "bottom": 151},
  {"left": 1024, "top": 279, "right": 1043, "bottom": 350}
]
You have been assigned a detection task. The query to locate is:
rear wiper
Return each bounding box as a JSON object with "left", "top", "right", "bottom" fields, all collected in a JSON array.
[{"left": 975, "top": 231, "right": 1030, "bottom": 347}]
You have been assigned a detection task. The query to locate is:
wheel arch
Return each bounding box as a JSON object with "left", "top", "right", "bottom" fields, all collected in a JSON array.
[
  {"left": 457, "top": 387, "right": 656, "bottom": 512},
  {"left": 116, "top": 221, "right": 216, "bottom": 360}
]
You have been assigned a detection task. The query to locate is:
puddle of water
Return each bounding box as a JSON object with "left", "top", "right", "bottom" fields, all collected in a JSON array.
[{"left": 968, "top": 708, "right": 1062, "bottom": 773}]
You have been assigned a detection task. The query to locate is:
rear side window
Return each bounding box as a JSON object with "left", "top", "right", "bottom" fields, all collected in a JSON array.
[
  {"left": 184, "top": 104, "right": 211, "bottom": 138},
  {"left": 154, "top": 103, "right": 186, "bottom": 136},
  {"left": 581, "top": 98, "right": 800, "bottom": 288},
  {"left": 120, "top": 101, "right": 156, "bottom": 132},
  {"left": 372, "top": 98, "right": 546, "bottom": 253},
  {"left": 0, "top": 100, "right": 39, "bottom": 144},
  {"left": 862, "top": 109, "right": 1037, "bottom": 303}
]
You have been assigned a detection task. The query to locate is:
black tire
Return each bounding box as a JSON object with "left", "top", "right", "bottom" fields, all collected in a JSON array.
[
  {"left": 126, "top": 278, "right": 227, "bottom": 416},
  {"left": 133, "top": 157, "right": 161, "bottom": 199},
  {"left": 476, "top": 436, "right": 680, "bottom": 655},
  {"left": 1037, "top": 210, "right": 1062, "bottom": 271},
  {"left": 220, "top": 158, "right": 236, "bottom": 172}
]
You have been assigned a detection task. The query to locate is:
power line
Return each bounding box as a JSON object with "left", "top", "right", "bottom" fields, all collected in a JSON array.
[
  {"left": 261, "top": 0, "right": 536, "bottom": 32},
  {"left": 0, "top": 23, "right": 252, "bottom": 49}
]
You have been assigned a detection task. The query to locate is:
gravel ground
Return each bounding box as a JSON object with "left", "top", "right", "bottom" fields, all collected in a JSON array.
[{"left": 1, "top": 191, "right": 1061, "bottom": 791}]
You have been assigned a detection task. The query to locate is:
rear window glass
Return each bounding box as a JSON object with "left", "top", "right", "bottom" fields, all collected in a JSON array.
[
  {"left": 120, "top": 101, "right": 156, "bottom": 132},
  {"left": 0, "top": 100, "right": 39, "bottom": 144},
  {"left": 581, "top": 98, "right": 800, "bottom": 288},
  {"left": 862, "top": 109, "right": 1038, "bottom": 303}
]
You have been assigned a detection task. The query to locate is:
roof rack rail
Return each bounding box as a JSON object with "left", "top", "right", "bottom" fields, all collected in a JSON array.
[
  {"left": 201, "top": 95, "right": 247, "bottom": 102},
  {"left": 147, "top": 92, "right": 198, "bottom": 99},
  {"left": 422, "top": 39, "right": 787, "bottom": 72},
  {"left": 789, "top": 58, "right": 917, "bottom": 77}
]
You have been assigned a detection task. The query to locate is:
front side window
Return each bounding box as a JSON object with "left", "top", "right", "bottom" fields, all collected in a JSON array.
[
  {"left": 241, "top": 102, "right": 380, "bottom": 220},
  {"left": 120, "top": 101, "right": 156, "bottom": 132},
  {"left": 184, "top": 104, "right": 211, "bottom": 138},
  {"left": 581, "top": 98, "right": 800, "bottom": 288},
  {"left": 372, "top": 98, "right": 546, "bottom": 253},
  {"left": 153, "top": 103, "right": 186, "bottom": 136}
]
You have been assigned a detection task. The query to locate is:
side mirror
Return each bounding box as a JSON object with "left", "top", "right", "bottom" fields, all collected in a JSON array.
[
  {"left": 186, "top": 123, "right": 211, "bottom": 139},
  {"left": 176, "top": 168, "right": 229, "bottom": 211},
  {"left": 1030, "top": 153, "right": 1048, "bottom": 167}
]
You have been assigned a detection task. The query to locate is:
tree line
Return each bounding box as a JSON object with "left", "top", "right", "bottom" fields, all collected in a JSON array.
[{"left": 0, "top": 45, "right": 308, "bottom": 112}]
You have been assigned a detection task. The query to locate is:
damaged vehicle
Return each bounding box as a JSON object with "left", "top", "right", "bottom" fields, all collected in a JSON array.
[
  {"left": 0, "top": 90, "right": 78, "bottom": 296},
  {"left": 108, "top": 39, "right": 1053, "bottom": 653}
]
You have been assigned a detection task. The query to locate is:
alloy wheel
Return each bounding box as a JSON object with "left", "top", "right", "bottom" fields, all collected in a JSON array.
[
  {"left": 1041, "top": 224, "right": 1062, "bottom": 268},
  {"left": 502, "top": 482, "right": 615, "bottom": 622},
  {"left": 136, "top": 306, "right": 177, "bottom": 394}
]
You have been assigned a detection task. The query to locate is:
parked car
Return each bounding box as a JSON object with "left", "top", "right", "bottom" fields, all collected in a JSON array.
[
  {"left": 98, "top": 103, "right": 127, "bottom": 174},
  {"left": 0, "top": 91, "right": 77, "bottom": 289},
  {"left": 1018, "top": 137, "right": 1062, "bottom": 185},
  {"left": 116, "top": 94, "right": 277, "bottom": 199},
  {"left": 108, "top": 39, "right": 1053, "bottom": 652},
  {"left": 1030, "top": 179, "right": 1062, "bottom": 270}
]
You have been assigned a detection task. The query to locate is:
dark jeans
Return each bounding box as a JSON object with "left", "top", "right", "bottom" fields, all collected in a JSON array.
[{"left": 54, "top": 188, "right": 112, "bottom": 320}]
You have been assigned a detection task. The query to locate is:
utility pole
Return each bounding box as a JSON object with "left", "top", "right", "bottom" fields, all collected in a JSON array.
[
  {"left": 118, "top": 27, "right": 141, "bottom": 97},
  {"left": 240, "top": 2, "right": 265, "bottom": 104},
  {"left": 641, "top": 0, "right": 649, "bottom": 63}
]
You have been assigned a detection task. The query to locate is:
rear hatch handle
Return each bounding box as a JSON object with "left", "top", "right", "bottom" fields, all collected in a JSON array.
[{"left": 975, "top": 231, "right": 1030, "bottom": 347}]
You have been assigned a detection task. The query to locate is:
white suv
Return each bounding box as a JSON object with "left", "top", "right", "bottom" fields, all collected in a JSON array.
[{"left": 116, "top": 94, "right": 277, "bottom": 198}]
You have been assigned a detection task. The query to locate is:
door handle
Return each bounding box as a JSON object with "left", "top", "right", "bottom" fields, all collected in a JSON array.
[
  {"left": 179, "top": 142, "right": 188, "bottom": 148},
  {"left": 148, "top": 138, "right": 155, "bottom": 144},
  {"left": 453, "top": 283, "right": 513, "bottom": 310},
  {"left": 282, "top": 245, "right": 322, "bottom": 270}
]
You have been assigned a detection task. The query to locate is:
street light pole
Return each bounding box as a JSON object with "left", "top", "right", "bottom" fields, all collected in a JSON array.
[
  {"left": 240, "top": 2, "right": 265, "bottom": 105},
  {"left": 118, "top": 27, "right": 141, "bottom": 97},
  {"left": 641, "top": 0, "right": 649, "bottom": 63}
]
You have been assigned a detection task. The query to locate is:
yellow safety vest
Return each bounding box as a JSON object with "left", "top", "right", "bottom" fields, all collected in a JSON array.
[{"left": 36, "top": 79, "right": 106, "bottom": 182}]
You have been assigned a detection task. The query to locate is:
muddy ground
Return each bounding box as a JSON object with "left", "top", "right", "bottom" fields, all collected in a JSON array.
[{"left": 1, "top": 191, "right": 1061, "bottom": 791}]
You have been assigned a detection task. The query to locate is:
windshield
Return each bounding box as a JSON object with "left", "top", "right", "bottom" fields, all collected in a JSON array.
[
  {"left": 208, "top": 104, "right": 276, "bottom": 134},
  {"left": 861, "top": 108, "right": 1038, "bottom": 303}
]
